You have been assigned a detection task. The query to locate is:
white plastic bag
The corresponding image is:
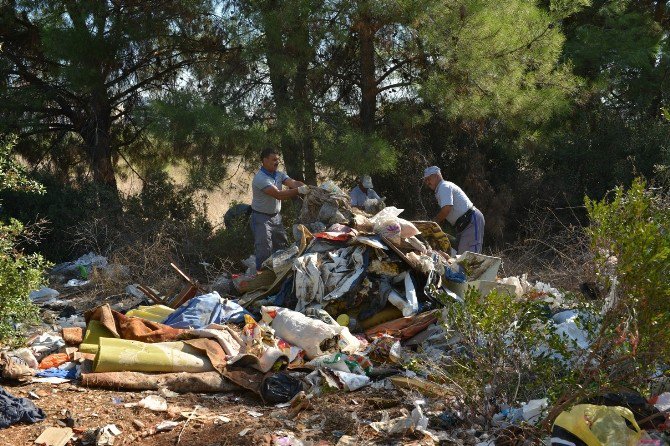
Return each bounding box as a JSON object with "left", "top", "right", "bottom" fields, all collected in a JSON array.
[
  {"left": 370, "top": 206, "right": 404, "bottom": 223},
  {"left": 262, "top": 307, "right": 343, "bottom": 359},
  {"left": 373, "top": 218, "right": 402, "bottom": 243},
  {"left": 398, "top": 218, "right": 420, "bottom": 238}
]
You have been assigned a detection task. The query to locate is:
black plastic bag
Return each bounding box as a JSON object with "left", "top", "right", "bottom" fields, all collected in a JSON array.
[{"left": 261, "top": 372, "right": 303, "bottom": 404}]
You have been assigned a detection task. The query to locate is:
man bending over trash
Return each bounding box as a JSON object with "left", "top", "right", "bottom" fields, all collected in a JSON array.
[
  {"left": 251, "top": 148, "right": 309, "bottom": 270},
  {"left": 422, "top": 166, "right": 485, "bottom": 254},
  {"left": 349, "top": 175, "right": 383, "bottom": 210}
]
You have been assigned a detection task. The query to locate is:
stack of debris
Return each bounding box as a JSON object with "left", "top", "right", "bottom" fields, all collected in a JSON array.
[{"left": 3, "top": 184, "right": 670, "bottom": 445}]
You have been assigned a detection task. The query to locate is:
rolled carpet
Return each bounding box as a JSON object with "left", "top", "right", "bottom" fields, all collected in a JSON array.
[{"left": 93, "top": 338, "right": 214, "bottom": 373}]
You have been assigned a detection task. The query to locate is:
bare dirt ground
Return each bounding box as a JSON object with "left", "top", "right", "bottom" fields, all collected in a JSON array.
[{"left": 3, "top": 381, "right": 432, "bottom": 446}]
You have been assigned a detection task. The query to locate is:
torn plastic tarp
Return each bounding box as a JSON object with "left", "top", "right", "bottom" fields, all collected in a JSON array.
[
  {"left": 320, "top": 246, "right": 369, "bottom": 303},
  {"left": 293, "top": 253, "right": 325, "bottom": 312},
  {"left": 552, "top": 310, "right": 592, "bottom": 350},
  {"left": 162, "top": 292, "right": 251, "bottom": 329},
  {"left": 270, "top": 245, "right": 300, "bottom": 272},
  {"left": 0, "top": 386, "right": 46, "bottom": 428}
]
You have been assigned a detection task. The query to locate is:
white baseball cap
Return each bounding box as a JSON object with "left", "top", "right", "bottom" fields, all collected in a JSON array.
[
  {"left": 360, "top": 175, "right": 373, "bottom": 189},
  {"left": 422, "top": 166, "right": 440, "bottom": 179}
]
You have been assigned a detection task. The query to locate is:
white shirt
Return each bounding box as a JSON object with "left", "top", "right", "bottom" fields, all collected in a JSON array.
[
  {"left": 435, "top": 180, "right": 473, "bottom": 225},
  {"left": 349, "top": 185, "right": 380, "bottom": 207}
]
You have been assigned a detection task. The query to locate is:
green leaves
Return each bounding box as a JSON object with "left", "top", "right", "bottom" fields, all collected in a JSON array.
[
  {"left": 0, "top": 136, "right": 44, "bottom": 194},
  {"left": 0, "top": 219, "right": 47, "bottom": 346},
  {"left": 318, "top": 127, "right": 398, "bottom": 175},
  {"left": 0, "top": 136, "right": 48, "bottom": 346},
  {"left": 586, "top": 178, "right": 670, "bottom": 358},
  {"left": 419, "top": 0, "right": 579, "bottom": 130}
]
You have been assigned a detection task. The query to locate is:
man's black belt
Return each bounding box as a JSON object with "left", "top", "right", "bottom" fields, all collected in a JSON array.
[
  {"left": 454, "top": 207, "right": 474, "bottom": 232},
  {"left": 252, "top": 209, "right": 279, "bottom": 217}
]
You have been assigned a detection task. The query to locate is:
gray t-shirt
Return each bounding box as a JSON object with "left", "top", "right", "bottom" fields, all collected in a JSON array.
[
  {"left": 435, "top": 180, "right": 473, "bottom": 225},
  {"left": 251, "top": 168, "right": 290, "bottom": 214},
  {"left": 349, "top": 185, "right": 380, "bottom": 207}
]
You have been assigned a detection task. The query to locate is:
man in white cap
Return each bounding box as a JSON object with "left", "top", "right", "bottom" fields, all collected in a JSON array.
[
  {"left": 422, "top": 166, "right": 485, "bottom": 254},
  {"left": 349, "top": 175, "right": 381, "bottom": 209}
]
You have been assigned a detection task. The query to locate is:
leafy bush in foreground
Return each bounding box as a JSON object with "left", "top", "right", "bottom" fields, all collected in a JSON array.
[{"left": 0, "top": 136, "right": 49, "bottom": 345}]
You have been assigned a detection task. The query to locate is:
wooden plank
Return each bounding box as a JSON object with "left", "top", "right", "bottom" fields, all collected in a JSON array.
[
  {"left": 170, "top": 284, "right": 199, "bottom": 309},
  {"left": 171, "top": 262, "right": 196, "bottom": 285},
  {"left": 136, "top": 284, "right": 165, "bottom": 305}
]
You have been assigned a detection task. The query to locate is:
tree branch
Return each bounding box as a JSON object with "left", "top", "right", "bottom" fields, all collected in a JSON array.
[
  {"left": 376, "top": 57, "right": 415, "bottom": 86},
  {"left": 377, "top": 81, "right": 413, "bottom": 93}
]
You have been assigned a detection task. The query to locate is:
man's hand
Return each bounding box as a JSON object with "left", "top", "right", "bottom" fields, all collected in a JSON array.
[{"left": 297, "top": 185, "right": 310, "bottom": 195}]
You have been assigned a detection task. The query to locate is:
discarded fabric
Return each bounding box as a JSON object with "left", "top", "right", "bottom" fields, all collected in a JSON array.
[{"left": 0, "top": 386, "right": 46, "bottom": 428}]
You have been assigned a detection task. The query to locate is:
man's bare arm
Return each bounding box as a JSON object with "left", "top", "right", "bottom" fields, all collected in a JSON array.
[
  {"left": 434, "top": 205, "right": 453, "bottom": 224},
  {"left": 283, "top": 178, "right": 305, "bottom": 189},
  {"left": 262, "top": 185, "right": 300, "bottom": 200}
]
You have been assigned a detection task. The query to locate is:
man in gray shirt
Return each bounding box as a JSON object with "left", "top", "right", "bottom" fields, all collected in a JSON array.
[
  {"left": 251, "top": 148, "right": 308, "bottom": 269},
  {"left": 422, "top": 166, "right": 485, "bottom": 254}
]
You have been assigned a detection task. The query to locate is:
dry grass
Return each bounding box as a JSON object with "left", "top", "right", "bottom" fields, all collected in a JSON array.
[{"left": 494, "top": 204, "right": 594, "bottom": 292}]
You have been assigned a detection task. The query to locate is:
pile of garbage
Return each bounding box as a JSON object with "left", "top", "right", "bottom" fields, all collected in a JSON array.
[{"left": 2, "top": 184, "right": 670, "bottom": 445}]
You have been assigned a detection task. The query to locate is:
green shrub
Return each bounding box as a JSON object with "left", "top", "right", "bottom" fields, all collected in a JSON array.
[
  {"left": 439, "top": 288, "right": 572, "bottom": 418},
  {"left": 0, "top": 136, "right": 49, "bottom": 346},
  {"left": 586, "top": 177, "right": 670, "bottom": 360},
  {"left": 0, "top": 219, "right": 48, "bottom": 345}
]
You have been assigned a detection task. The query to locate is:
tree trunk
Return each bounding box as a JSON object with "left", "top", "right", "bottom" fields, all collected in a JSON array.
[
  {"left": 79, "top": 94, "right": 118, "bottom": 193},
  {"left": 357, "top": 13, "right": 377, "bottom": 134},
  {"left": 655, "top": 0, "right": 665, "bottom": 23},
  {"left": 262, "top": 2, "right": 313, "bottom": 182},
  {"left": 294, "top": 25, "right": 316, "bottom": 184}
]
